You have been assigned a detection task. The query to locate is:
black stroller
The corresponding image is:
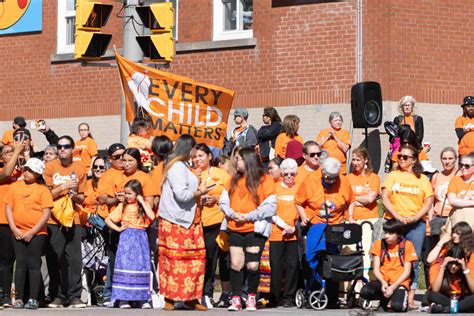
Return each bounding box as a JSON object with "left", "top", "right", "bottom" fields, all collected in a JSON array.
[{"left": 295, "top": 222, "right": 373, "bottom": 310}]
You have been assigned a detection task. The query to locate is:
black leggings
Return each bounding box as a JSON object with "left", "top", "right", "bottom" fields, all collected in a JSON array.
[
  {"left": 427, "top": 291, "right": 474, "bottom": 313},
  {"left": 203, "top": 224, "right": 221, "bottom": 297},
  {"left": 360, "top": 280, "right": 408, "bottom": 312},
  {"left": 13, "top": 235, "right": 46, "bottom": 300},
  {"left": 269, "top": 240, "right": 299, "bottom": 302},
  {"left": 0, "top": 225, "right": 15, "bottom": 298}
]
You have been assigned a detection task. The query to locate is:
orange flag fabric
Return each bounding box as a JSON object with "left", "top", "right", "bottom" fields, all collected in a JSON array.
[{"left": 115, "top": 51, "right": 235, "bottom": 148}]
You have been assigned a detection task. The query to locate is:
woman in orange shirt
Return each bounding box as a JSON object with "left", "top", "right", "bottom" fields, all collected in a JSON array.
[
  {"left": 5, "top": 158, "right": 53, "bottom": 309},
  {"left": 382, "top": 144, "right": 434, "bottom": 307},
  {"left": 346, "top": 147, "right": 380, "bottom": 280},
  {"left": 427, "top": 246, "right": 474, "bottom": 313},
  {"left": 274, "top": 115, "right": 303, "bottom": 159},
  {"left": 83, "top": 157, "right": 109, "bottom": 226},
  {"left": 74, "top": 123, "right": 98, "bottom": 174},
  {"left": 269, "top": 158, "right": 300, "bottom": 308},
  {"left": 220, "top": 147, "right": 276, "bottom": 311},
  {"left": 316, "top": 112, "right": 351, "bottom": 173},
  {"left": 193, "top": 143, "right": 230, "bottom": 308}
]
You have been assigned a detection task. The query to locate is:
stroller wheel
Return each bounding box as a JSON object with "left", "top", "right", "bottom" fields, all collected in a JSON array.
[
  {"left": 309, "top": 290, "right": 328, "bottom": 310},
  {"left": 92, "top": 285, "right": 105, "bottom": 305},
  {"left": 295, "top": 289, "right": 305, "bottom": 308},
  {"left": 360, "top": 298, "right": 372, "bottom": 310}
]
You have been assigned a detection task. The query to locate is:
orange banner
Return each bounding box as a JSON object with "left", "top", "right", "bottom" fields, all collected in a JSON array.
[{"left": 115, "top": 51, "right": 235, "bottom": 148}]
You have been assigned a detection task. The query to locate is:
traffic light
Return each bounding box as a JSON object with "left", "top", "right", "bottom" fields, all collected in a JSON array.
[
  {"left": 135, "top": 2, "right": 175, "bottom": 62},
  {"left": 75, "top": 0, "right": 113, "bottom": 61}
]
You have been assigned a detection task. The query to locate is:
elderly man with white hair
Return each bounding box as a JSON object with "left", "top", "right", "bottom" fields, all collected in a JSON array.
[{"left": 268, "top": 158, "right": 300, "bottom": 308}]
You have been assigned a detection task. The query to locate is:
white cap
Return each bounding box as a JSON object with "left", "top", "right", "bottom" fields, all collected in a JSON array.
[
  {"left": 23, "top": 158, "right": 45, "bottom": 175},
  {"left": 420, "top": 160, "right": 437, "bottom": 173}
]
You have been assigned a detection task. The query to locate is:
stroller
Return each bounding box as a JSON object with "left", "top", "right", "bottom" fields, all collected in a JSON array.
[
  {"left": 81, "top": 225, "right": 108, "bottom": 306},
  {"left": 295, "top": 222, "right": 372, "bottom": 310}
]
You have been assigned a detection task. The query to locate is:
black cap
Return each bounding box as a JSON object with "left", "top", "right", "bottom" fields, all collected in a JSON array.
[
  {"left": 462, "top": 96, "right": 474, "bottom": 107},
  {"left": 13, "top": 116, "right": 26, "bottom": 127},
  {"left": 107, "top": 143, "right": 126, "bottom": 156},
  {"left": 13, "top": 128, "right": 31, "bottom": 138}
]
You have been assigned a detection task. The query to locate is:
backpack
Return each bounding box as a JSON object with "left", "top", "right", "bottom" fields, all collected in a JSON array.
[{"left": 380, "top": 238, "right": 406, "bottom": 267}]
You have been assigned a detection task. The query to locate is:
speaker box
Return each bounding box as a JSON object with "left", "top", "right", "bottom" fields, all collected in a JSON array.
[{"left": 351, "top": 81, "right": 382, "bottom": 128}]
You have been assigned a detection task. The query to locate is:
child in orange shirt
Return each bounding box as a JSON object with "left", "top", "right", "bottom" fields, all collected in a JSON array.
[
  {"left": 427, "top": 246, "right": 474, "bottom": 313},
  {"left": 127, "top": 118, "right": 153, "bottom": 171},
  {"left": 360, "top": 219, "right": 418, "bottom": 312},
  {"left": 5, "top": 158, "right": 53, "bottom": 309},
  {"left": 105, "top": 180, "right": 155, "bottom": 309}
]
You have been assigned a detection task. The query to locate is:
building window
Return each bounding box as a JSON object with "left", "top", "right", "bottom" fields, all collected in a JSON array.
[
  {"left": 57, "top": 0, "right": 76, "bottom": 54},
  {"left": 213, "top": 0, "right": 253, "bottom": 41}
]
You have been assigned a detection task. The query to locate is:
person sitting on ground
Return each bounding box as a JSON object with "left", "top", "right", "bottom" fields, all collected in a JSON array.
[{"left": 360, "top": 219, "right": 418, "bottom": 312}]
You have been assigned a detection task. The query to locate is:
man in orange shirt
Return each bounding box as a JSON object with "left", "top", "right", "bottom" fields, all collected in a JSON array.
[
  {"left": 294, "top": 141, "right": 323, "bottom": 188},
  {"left": 44, "top": 136, "right": 87, "bottom": 308}
]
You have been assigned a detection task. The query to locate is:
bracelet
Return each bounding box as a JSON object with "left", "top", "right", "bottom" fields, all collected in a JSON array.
[{"left": 464, "top": 269, "right": 470, "bottom": 275}]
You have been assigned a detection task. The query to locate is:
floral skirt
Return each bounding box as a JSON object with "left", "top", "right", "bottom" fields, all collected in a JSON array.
[
  {"left": 158, "top": 218, "right": 206, "bottom": 301},
  {"left": 112, "top": 228, "right": 151, "bottom": 303}
]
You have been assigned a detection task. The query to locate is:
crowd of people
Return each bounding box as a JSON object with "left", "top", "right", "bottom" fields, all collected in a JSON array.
[{"left": 0, "top": 95, "right": 474, "bottom": 313}]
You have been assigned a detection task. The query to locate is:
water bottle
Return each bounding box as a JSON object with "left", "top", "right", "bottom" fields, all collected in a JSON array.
[
  {"left": 450, "top": 291, "right": 459, "bottom": 314},
  {"left": 69, "top": 171, "right": 77, "bottom": 195}
]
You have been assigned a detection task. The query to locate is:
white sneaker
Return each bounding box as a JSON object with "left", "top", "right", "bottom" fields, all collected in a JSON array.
[
  {"left": 202, "top": 295, "right": 214, "bottom": 309},
  {"left": 119, "top": 301, "right": 131, "bottom": 309},
  {"left": 228, "top": 296, "right": 242, "bottom": 311},
  {"left": 141, "top": 302, "right": 152, "bottom": 309},
  {"left": 245, "top": 294, "right": 257, "bottom": 311}
]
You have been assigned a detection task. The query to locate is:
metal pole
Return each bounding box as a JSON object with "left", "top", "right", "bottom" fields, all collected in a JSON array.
[{"left": 120, "top": 0, "right": 144, "bottom": 144}]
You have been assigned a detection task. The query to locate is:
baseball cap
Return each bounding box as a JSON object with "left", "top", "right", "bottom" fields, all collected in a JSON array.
[
  {"left": 23, "top": 158, "right": 45, "bottom": 175},
  {"left": 13, "top": 116, "right": 26, "bottom": 127},
  {"left": 234, "top": 108, "right": 249, "bottom": 119},
  {"left": 107, "top": 143, "right": 126, "bottom": 156},
  {"left": 462, "top": 96, "right": 474, "bottom": 107}
]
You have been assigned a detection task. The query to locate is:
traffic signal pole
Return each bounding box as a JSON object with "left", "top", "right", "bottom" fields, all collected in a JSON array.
[{"left": 120, "top": 0, "right": 144, "bottom": 144}]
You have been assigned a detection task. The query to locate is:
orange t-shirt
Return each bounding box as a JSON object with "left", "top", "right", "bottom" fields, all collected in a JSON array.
[
  {"left": 370, "top": 239, "right": 418, "bottom": 289},
  {"left": 382, "top": 170, "right": 434, "bottom": 219},
  {"left": 274, "top": 133, "right": 304, "bottom": 159},
  {"left": 1, "top": 129, "right": 14, "bottom": 146},
  {"left": 431, "top": 172, "right": 456, "bottom": 217},
  {"left": 346, "top": 172, "right": 380, "bottom": 220},
  {"left": 227, "top": 174, "right": 275, "bottom": 233},
  {"left": 447, "top": 176, "right": 474, "bottom": 201},
  {"left": 118, "top": 171, "right": 154, "bottom": 197},
  {"left": 197, "top": 167, "right": 230, "bottom": 227},
  {"left": 151, "top": 162, "right": 164, "bottom": 197},
  {"left": 99, "top": 170, "right": 154, "bottom": 198},
  {"left": 73, "top": 137, "right": 98, "bottom": 170},
  {"left": 295, "top": 165, "right": 321, "bottom": 190},
  {"left": 83, "top": 179, "right": 109, "bottom": 219},
  {"left": 316, "top": 128, "right": 351, "bottom": 171},
  {"left": 269, "top": 182, "right": 299, "bottom": 241},
  {"left": 4, "top": 181, "right": 54, "bottom": 235},
  {"left": 455, "top": 115, "right": 474, "bottom": 132},
  {"left": 44, "top": 160, "right": 87, "bottom": 225},
  {"left": 398, "top": 115, "right": 415, "bottom": 133},
  {"left": 458, "top": 131, "right": 474, "bottom": 156},
  {"left": 295, "top": 174, "right": 354, "bottom": 225},
  {"left": 429, "top": 256, "right": 474, "bottom": 296},
  {"left": 98, "top": 168, "right": 124, "bottom": 198},
  {"left": 0, "top": 168, "right": 22, "bottom": 224},
  {"left": 108, "top": 203, "right": 153, "bottom": 230}
]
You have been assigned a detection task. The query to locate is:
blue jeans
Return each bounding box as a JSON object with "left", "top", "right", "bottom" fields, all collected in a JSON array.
[{"left": 404, "top": 221, "right": 426, "bottom": 289}]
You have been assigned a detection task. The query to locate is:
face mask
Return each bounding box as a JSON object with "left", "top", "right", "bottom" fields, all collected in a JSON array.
[{"left": 322, "top": 177, "right": 331, "bottom": 189}]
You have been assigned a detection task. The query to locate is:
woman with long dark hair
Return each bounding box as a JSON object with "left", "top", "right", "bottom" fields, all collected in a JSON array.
[
  {"left": 257, "top": 107, "right": 282, "bottom": 165},
  {"left": 427, "top": 246, "right": 474, "bottom": 313},
  {"left": 382, "top": 144, "right": 434, "bottom": 308},
  {"left": 219, "top": 147, "right": 276, "bottom": 311},
  {"left": 158, "top": 134, "right": 211, "bottom": 311}
]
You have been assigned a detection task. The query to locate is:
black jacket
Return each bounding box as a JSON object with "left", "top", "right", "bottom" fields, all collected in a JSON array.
[
  {"left": 394, "top": 115, "right": 424, "bottom": 144},
  {"left": 257, "top": 122, "right": 282, "bottom": 160}
]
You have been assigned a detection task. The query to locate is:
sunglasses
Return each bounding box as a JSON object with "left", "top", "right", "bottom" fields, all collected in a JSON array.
[
  {"left": 13, "top": 134, "right": 30, "bottom": 141},
  {"left": 93, "top": 165, "right": 106, "bottom": 171},
  {"left": 110, "top": 154, "right": 123, "bottom": 160},
  {"left": 397, "top": 154, "right": 414, "bottom": 161},
  {"left": 283, "top": 172, "right": 296, "bottom": 177},
  {"left": 459, "top": 163, "right": 473, "bottom": 169},
  {"left": 57, "top": 144, "right": 72, "bottom": 150},
  {"left": 306, "top": 151, "right": 322, "bottom": 158}
]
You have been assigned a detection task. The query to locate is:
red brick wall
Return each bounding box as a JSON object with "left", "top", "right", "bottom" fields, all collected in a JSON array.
[{"left": 1, "top": 1, "right": 474, "bottom": 122}]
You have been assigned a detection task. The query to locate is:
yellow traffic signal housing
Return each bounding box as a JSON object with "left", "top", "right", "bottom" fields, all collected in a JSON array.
[
  {"left": 136, "top": 34, "right": 175, "bottom": 62},
  {"left": 136, "top": 2, "right": 174, "bottom": 33},
  {"left": 75, "top": 1, "right": 113, "bottom": 60}
]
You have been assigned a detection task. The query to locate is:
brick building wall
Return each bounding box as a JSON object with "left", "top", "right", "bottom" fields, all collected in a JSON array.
[{"left": 0, "top": 0, "right": 472, "bottom": 173}]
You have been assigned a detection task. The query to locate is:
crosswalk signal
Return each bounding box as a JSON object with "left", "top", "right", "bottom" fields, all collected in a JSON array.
[
  {"left": 135, "top": 2, "right": 175, "bottom": 62},
  {"left": 75, "top": 0, "right": 113, "bottom": 61}
]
